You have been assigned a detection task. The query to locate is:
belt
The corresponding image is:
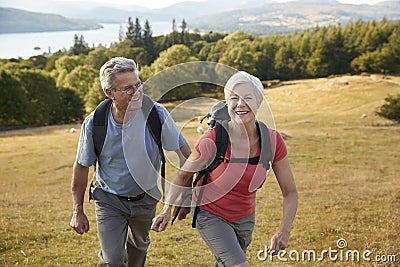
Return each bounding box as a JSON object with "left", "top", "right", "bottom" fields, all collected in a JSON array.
[{"left": 117, "top": 192, "right": 146, "bottom": 201}]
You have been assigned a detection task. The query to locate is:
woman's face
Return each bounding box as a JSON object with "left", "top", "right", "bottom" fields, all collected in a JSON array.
[{"left": 226, "top": 83, "right": 260, "bottom": 125}]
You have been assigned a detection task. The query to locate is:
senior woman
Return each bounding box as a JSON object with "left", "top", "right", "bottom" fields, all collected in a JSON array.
[{"left": 151, "top": 71, "right": 298, "bottom": 267}]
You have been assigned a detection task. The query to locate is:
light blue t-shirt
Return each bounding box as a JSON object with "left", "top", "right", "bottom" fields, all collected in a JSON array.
[{"left": 76, "top": 101, "right": 185, "bottom": 198}]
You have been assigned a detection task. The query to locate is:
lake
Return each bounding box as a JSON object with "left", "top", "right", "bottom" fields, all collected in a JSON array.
[{"left": 0, "top": 21, "right": 172, "bottom": 59}]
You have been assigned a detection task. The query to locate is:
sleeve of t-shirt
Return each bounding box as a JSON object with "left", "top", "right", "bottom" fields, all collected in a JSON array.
[
  {"left": 76, "top": 113, "right": 97, "bottom": 167},
  {"left": 271, "top": 129, "right": 288, "bottom": 163},
  {"left": 155, "top": 102, "right": 187, "bottom": 151},
  {"left": 194, "top": 128, "right": 217, "bottom": 162}
]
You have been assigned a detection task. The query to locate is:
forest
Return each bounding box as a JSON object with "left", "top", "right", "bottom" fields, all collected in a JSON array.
[{"left": 0, "top": 17, "right": 399, "bottom": 126}]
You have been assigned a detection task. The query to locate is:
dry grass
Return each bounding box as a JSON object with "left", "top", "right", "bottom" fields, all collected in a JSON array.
[{"left": 0, "top": 74, "right": 399, "bottom": 266}]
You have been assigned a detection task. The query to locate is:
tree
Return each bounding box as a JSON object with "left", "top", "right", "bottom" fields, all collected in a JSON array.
[
  {"left": 0, "top": 70, "right": 30, "bottom": 125},
  {"left": 62, "top": 65, "right": 98, "bottom": 99},
  {"left": 180, "top": 19, "right": 189, "bottom": 45},
  {"left": 44, "top": 51, "right": 64, "bottom": 72},
  {"left": 171, "top": 19, "right": 179, "bottom": 45},
  {"left": 274, "top": 43, "right": 297, "bottom": 80},
  {"left": 54, "top": 55, "right": 84, "bottom": 87},
  {"left": 254, "top": 38, "right": 277, "bottom": 80},
  {"left": 126, "top": 17, "right": 135, "bottom": 41},
  {"left": 149, "top": 44, "right": 201, "bottom": 101},
  {"left": 29, "top": 55, "right": 47, "bottom": 69},
  {"left": 295, "top": 30, "right": 312, "bottom": 78},
  {"left": 70, "top": 34, "right": 90, "bottom": 55},
  {"left": 55, "top": 55, "right": 84, "bottom": 73},
  {"left": 201, "top": 31, "right": 228, "bottom": 43},
  {"left": 206, "top": 39, "right": 226, "bottom": 62},
  {"left": 198, "top": 42, "right": 215, "bottom": 61},
  {"left": 306, "top": 26, "right": 346, "bottom": 77},
  {"left": 85, "top": 48, "right": 110, "bottom": 70},
  {"left": 54, "top": 87, "right": 85, "bottom": 123},
  {"left": 307, "top": 48, "right": 329, "bottom": 77},
  {"left": 107, "top": 41, "right": 151, "bottom": 66},
  {"left": 376, "top": 95, "right": 400, "bottom": 123},
  {"left": 15, "top": 70, "right": 59, "bottom": 125},
  {"left": 143, "top": 19, "right": 155, "bottom": 60},
  {"left": 133, "top": 17, "right": 143, "bottom": 47},
  {"left": 85, "top": 79, "right": 105, "bottom": 112},
  {"left": 219, "top": 40, "right": 257, "bottom": 75},
  {"left": 150, "top": 44, "right": 195, "bottom": 73},
  {"left": 191, "top": 40, "right": 207, "bottom": 57},
  {"left": 352, "top": 46, "right": 398, "bottom": 74},
  {"left": 118, "top": 25, "right": 125, "bottom": 42}
]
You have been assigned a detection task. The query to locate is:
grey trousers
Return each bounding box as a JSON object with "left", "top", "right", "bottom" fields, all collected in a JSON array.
[
  {"left": 92, "top": 187, "right": 157, "bottom": 267},
  {"left": 195, "top": 209, "right": 255, "bottom": 267}
]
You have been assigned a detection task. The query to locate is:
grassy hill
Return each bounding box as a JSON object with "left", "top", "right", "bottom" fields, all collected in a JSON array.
[{"left": 0, "top": 74, "right": 399, "bottom": 266}]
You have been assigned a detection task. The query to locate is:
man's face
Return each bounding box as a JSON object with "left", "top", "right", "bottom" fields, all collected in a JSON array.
[{"left": 109, "top": 71, "right": 143, "bottom": 112}]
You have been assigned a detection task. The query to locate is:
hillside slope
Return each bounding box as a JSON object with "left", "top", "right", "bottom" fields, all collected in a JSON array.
[
  {"left": 0, "top": 75, "right": 399, "bottom": 266},
  {"left": 265, "top": 74, "right": 400, "bottom": 131}
]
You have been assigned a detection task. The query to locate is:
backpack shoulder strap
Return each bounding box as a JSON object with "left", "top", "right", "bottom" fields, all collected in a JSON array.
[
  {"left": 256, "top": 121, "right": 272, "bottom": 170},
  {"left": 141, "top": 94, "right": 166, "bottom": 201},
  {"left": 141, "top": 94, "right": 162, "bottom": 149},
  {"left": 210, "top": 120, "right": 229, "bottom": 169},
  {"left": 193, "top": 120, "right": 229, "bottom": 187},
  {"left": 93, "top": 98, "right": 113, "bottom": 158},
  {"left": 191, "top": 120, "right": 229, "bottom": 228}
]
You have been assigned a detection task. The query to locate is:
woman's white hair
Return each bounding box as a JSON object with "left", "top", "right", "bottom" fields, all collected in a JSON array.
[
  {"left": 224, "top": 71, "right": 264, "bottom": 105},
  {"left": 99, "top": 57, "right": 139, "bottom": 91}
]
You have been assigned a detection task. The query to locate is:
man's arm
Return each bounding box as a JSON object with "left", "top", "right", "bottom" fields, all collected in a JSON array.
[{"left": 70, "top": 161, "right": 90, "bottom": 234}]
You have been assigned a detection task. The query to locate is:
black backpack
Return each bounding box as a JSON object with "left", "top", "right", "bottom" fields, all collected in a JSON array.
[
  {"left": 91, "top": 94, "right": 166, "bottom": 200},
  {"left": 172, "top": 101, "right": 273, "bottom": 228}
]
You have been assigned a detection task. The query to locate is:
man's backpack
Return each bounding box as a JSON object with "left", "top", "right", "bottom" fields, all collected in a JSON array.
[
  {"left": 91, "top": 94, "right": 166, "bottom": 200},
  {"left": 172, "top": 101, "right": 273, "bottom": 228}
]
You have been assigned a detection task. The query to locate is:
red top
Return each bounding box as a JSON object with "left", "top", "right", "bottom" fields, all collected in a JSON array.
[{"left": 193, "top": 126, "right": 288, "bottom": 222}]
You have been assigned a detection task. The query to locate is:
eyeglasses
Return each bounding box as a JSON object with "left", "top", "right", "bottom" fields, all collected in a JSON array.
[{"left": 113, "top": 81, "right": 143, "bottom": 95}]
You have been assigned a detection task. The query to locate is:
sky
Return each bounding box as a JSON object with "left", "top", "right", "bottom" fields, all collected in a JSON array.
[{"left": 61, "top": 0, "right": 388, "bottom": 9}]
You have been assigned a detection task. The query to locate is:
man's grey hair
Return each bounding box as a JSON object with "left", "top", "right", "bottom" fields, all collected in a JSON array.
[
  {"left": 99, "top": 57, "right": 139, "bottom": 91},
  {"left": 224, "top": 71, "right": 264, "bottom": 106}
]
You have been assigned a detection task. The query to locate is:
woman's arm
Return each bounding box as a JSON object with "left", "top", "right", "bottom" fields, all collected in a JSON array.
[
  {"left": 151, "top": 149, "right": 206, "bottom": 232},
  {"left": 268, "top": 155, "right": 298, "bottom": 254}
]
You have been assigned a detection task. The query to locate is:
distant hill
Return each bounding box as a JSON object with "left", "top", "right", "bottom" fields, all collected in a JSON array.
[
  {"left": 0, "top": 0, "right": 399, "bottom": 34},
  {"left": 0, "top": 8, "right": 102, "bottom": 33},
  {"left": 190, "top": 0, "right": 400, "bottom": 34}
]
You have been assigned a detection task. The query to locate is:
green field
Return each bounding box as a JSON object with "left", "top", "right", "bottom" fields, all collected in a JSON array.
[{"left": 1, "top": 74, "right": 399, "bottom": 266}]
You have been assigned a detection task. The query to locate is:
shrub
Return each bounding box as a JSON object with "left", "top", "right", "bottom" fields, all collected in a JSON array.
[{"left": 376, "top": 94, "right": 400, "bottom": 123}]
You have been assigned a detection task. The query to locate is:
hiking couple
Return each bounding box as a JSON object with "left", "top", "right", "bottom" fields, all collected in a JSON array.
[{"left": 70, "top": 57, "right": 298, "bottom": 267}]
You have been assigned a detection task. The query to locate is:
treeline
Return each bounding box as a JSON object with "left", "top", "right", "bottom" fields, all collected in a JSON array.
[{"left": 0, "top": 18, "right": 399, "bottom": 126}]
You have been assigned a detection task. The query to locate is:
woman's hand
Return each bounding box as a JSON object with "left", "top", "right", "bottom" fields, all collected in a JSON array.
[
  {"left": 267, "top": 230, "right": 289, "bottom": 254},
  {"left": 151, "top": 207, "right": 172, "bottom": 232}
]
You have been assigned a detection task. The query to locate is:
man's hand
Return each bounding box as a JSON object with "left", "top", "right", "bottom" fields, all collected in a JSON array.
[
  {"left": 151, "top": 210, "right": 171, "bottom": 232},
  {"left": 70, "top": 211, "right": 90, "bottom": 234}
]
